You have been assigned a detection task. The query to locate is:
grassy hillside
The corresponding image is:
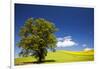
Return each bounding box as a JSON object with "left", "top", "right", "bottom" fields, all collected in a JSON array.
[{"left": 15, "top": 50, "right": 94, "bottom": 65}]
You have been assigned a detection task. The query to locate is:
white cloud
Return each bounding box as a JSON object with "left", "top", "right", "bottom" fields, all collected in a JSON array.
[
  {"left": 84, "top": 48, "right": 93, "bottom": 51},
  {"left": 82, "top": 44, "right": 87, "bottom": 47},
  {"left": 57, "top": 37, "right": 63, "bottom": 41},
  {"left": 56, "top": 36, "right": 78, "bottom": 47}
]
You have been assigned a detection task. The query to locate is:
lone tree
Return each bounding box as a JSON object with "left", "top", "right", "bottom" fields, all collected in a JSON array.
[{"left": 17, "top": 18, "right": 57, "bottom": 63}]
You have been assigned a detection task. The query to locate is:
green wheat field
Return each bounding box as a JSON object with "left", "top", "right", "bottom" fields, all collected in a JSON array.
[{"left": 15, "top": 50, "right": 94, "bottom": 65}]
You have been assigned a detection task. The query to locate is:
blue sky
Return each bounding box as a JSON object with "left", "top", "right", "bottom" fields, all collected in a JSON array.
[{"left": 15, "top": 4, "right": 94, "bottom": 56}]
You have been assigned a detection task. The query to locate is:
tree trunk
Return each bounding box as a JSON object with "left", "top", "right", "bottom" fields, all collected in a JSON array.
[
  {"left": 38, "top": 49, "right": 43, "bottom": 63},
  {"left": 37, "top": 48, "right": 45, "bottom": 63},
  {"left": 38, "top": 55, "right": 42, "bottom": 63}
]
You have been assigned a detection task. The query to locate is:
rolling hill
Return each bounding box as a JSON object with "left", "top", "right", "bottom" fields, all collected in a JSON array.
[{"left": 15, "top": 50, "right": 94, "bottom": 65}]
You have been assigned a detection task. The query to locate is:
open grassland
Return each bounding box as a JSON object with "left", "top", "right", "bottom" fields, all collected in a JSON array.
[{"left": 15, "top": 50, "right": 94, "bottom": 65}]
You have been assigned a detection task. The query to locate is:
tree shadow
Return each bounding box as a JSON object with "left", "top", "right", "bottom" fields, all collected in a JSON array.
[
  {"left": 15, "top": 60, "right": 56, "bottom": 65},
  {"left": 33, "top": 60, "right": 56, "bottom": 64}
]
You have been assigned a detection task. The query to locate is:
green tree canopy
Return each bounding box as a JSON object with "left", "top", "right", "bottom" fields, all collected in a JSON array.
[{"left": 17, "top": 18, "right": 58, "bottom": 62}]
